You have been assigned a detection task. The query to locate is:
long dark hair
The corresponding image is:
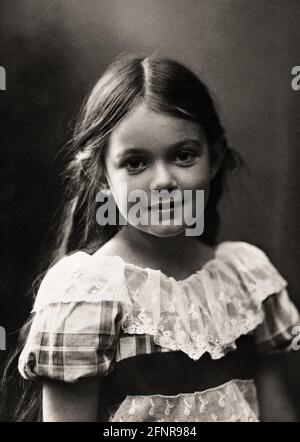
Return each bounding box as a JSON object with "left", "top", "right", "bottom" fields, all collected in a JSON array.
[{"left": 1, "top": 53, "right": 242, "bottom": 421}]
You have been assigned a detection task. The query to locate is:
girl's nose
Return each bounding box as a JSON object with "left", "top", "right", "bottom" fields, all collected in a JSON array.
[{"left": 150, "top": 162, "right": 178, "bottom": 192}]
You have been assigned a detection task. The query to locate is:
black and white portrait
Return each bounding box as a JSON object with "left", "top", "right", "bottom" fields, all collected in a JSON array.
[{"left": 0, "top": 0, "right": 300, "bottom": 425}]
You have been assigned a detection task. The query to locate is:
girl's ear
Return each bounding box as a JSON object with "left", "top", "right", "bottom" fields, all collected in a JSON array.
[{"left": 209, "top": 139, "right": 226, "bottom": 180}]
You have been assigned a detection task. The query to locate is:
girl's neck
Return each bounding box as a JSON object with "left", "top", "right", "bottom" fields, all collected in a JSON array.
[
  {"left": 113, "top": 225, "right": 213, "bottom": 278},
  {"left": 119, "top": 225, "right": 190, "bottom": 253}
]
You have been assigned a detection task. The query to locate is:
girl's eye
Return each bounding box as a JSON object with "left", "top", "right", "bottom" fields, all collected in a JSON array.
[
  {"left": 175, "top": 150, "right": 197, "bottom": 164},
  {"left": 123, "top": 158, "right": 147, "bottom": 173}
]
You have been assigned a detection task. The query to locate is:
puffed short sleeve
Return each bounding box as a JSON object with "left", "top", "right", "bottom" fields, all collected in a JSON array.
[
  {"left": 253, "top": 287, "right": 300, "bottom": 357},
  {"left": 18, "top": 251, "right": 128, "bottom": 383},
  {"left": 235, "top": 242, "right": 300, "bottom": 357},
  {"left": 222, "top": 242, "right": 300, "bottom": 358}
]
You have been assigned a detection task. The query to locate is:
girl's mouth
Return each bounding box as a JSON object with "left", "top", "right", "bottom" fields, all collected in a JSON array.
[{"left": 148, "top": 199, "right": 177, "bottom": 211}]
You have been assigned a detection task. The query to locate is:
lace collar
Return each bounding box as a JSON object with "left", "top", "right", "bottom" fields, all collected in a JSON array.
[
  {"left": 33, "top": 241, "right": 287, "bottom": 361},
  {"left": 93, "top": 241, "right": 223, "bottom": 285}
]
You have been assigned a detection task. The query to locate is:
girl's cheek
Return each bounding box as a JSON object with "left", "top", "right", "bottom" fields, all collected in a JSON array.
[
  {"left": 179, "top": 158, "right": 210, "bottom": 185},
  {"left": 125, "top": 176, "right": 150, "bottom": 197},
  {"left": 182, "top": 170, "right": 210, "bottom": 190},
  {"left": 112, "top": 178, "right": 145, "bottom": 209}
]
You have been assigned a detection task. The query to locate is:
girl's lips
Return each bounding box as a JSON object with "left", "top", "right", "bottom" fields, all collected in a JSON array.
[{"left": 148, "top": 199, "right": 182, "bottom": 210}]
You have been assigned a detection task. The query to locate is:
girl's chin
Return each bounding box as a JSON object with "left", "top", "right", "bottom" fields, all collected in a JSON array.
[{"left": 134, "top": 224, "right": 188, "bottom": 237}]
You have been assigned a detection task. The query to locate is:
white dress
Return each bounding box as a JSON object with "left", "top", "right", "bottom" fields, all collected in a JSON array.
[{"left": 18, "top": 241, "right": 300, "bottom": 422}]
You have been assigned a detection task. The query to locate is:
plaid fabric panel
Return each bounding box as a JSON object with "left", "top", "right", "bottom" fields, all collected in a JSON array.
[
  {"left": 19, "top": 282, "right": 300, "bottom": 382},
  {"left": 116, "top": 333, "right": 172, "bottom": 363},
  {"left": 254, "top": 288, "right": 300, "bottom": 357},
  {"left": 19, "top": 300, "right": 123, "bottom": 382}
]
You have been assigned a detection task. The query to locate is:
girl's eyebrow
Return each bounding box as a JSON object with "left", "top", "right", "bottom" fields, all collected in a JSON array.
[
  {"left": 115, "top": 139, "right": 203, "bottom": 159},
  {"left": 115, "top": 147, "right": 149, "bottom": 159}
]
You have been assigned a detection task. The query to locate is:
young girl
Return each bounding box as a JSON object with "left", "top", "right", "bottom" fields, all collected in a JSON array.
[{"left": 13, "top": 54, "right": 300, "bottom": 422}]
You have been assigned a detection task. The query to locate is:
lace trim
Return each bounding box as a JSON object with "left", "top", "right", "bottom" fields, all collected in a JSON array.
[
  {"left": 32, "top": 242, "right": 290, "bottom": 360},
  {"left": 121, "top": 300, "right": 268, "bottom": 361},
  {"left": 109, "top": 379, "right": 259, "bottom": 422}
]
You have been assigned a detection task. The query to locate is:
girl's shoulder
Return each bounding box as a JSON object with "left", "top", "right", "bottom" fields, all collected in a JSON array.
[
  {"left": 32, "top": 248, "right": 131, "bottom": 313},
  {"left": 211, "top": 240, "right": 299, "bottom": 356},
  {"left": 216, "top": 239, "right": 281, "bottom": 267},
  {"left": 20, "top": 248, "right": 131, "bottom": 383},
  {"left": 214, "top": 240, "right": 288, "bottom": 292}
]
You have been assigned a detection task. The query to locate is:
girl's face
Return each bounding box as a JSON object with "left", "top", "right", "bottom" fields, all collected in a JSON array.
[{"left": 104, "top": 103, "right": 214, "bottom": 237}]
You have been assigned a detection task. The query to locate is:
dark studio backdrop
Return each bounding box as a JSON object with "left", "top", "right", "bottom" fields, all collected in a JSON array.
[{"left": 0, "top": 0, "right": 300, "bottom": 420}]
